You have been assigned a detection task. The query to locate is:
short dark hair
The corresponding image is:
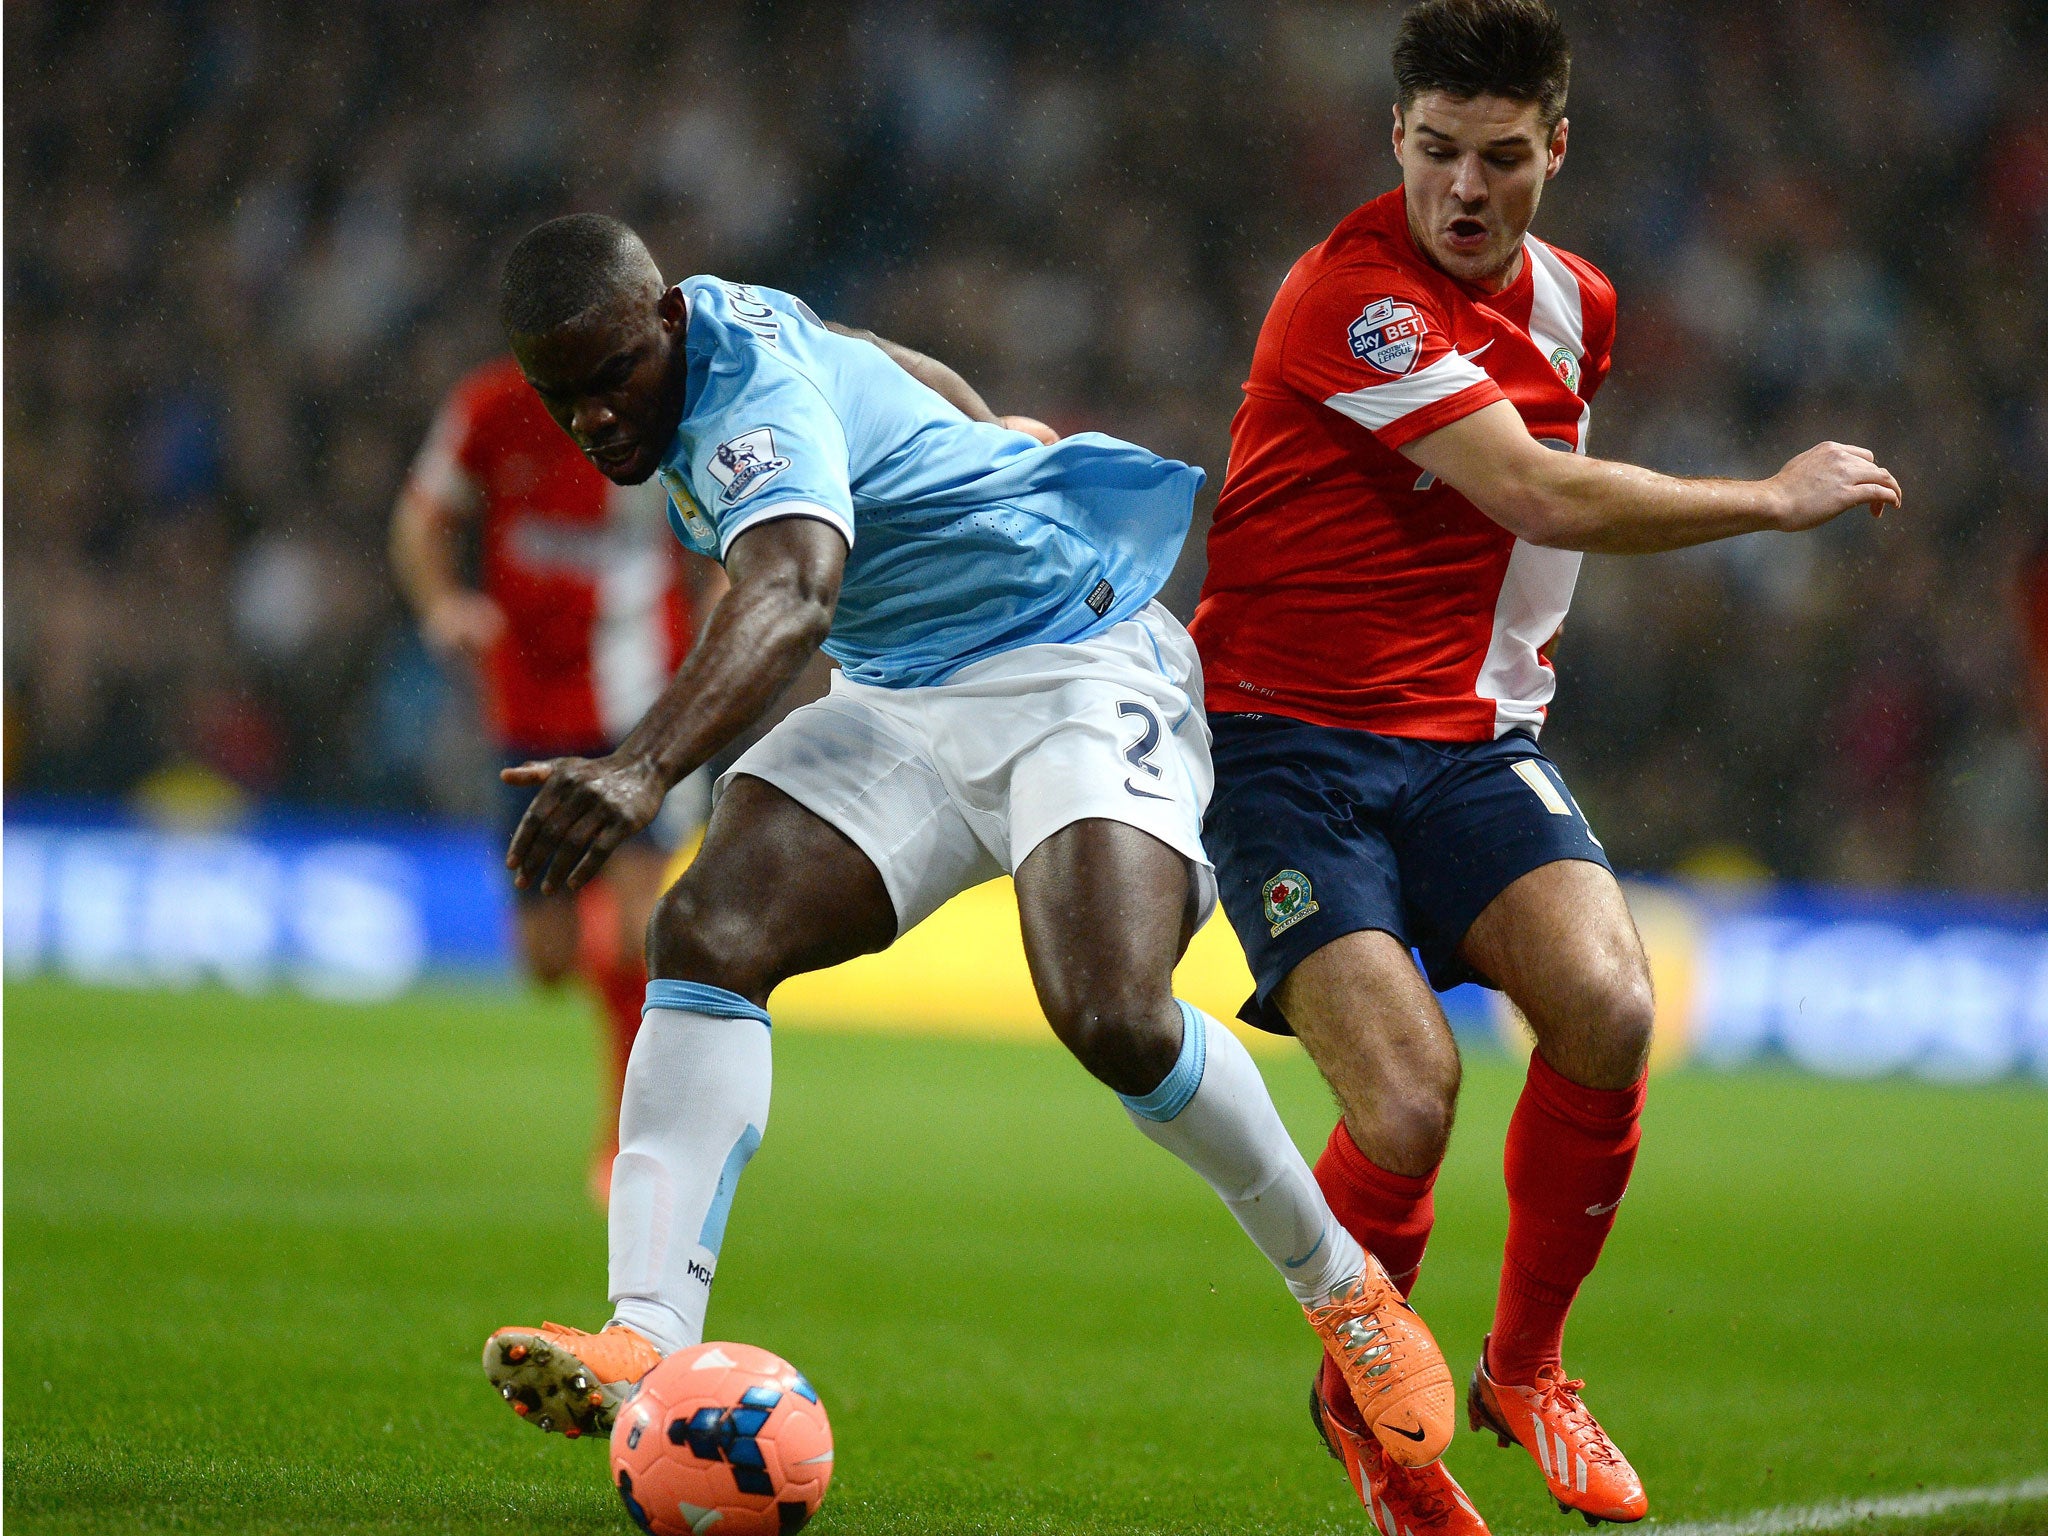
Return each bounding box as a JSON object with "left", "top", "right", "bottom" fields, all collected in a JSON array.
[
  {"left": 1393, "top": 0, "right": 1571, "bottom": 129},
  {"left": 499, "top": 213, "right": 662, "bottom": 336}
]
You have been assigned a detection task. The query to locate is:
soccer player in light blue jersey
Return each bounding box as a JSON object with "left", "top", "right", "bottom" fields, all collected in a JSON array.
[{"left": 480, "top": 214, "right": 1458, "bottom": 1470}]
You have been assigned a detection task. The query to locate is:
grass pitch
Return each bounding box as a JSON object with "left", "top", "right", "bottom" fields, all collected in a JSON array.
[{"left": 5, "top": 978, "right": 2045, "bottom": 1535}]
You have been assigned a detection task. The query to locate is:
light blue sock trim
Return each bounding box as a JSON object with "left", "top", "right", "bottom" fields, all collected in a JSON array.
[
  {"left": 1119, "top": 1001, "right": 1207, "bottom": 1122},
  {"left": 643, "top": 979, "right": 771, "bottom": 1027},
  {"left": 696, "top": 1123, "right": 763, "bottom": 1255}
]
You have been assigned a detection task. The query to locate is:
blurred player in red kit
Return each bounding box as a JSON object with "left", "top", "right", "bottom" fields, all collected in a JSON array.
[
  {"left": 2025, "top": 533, "right": 2048, "bottom": 769},
  {"left": 1193, "top": 1, "right": 1901, "bottom": 1530},
  {"left": 393, "top": 356, "right": 724, "bottom": 1204}
]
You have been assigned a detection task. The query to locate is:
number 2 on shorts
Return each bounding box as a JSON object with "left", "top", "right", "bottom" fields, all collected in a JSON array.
[{"left": 1118, "top": 701, "right": 1173, "bottom": 801}]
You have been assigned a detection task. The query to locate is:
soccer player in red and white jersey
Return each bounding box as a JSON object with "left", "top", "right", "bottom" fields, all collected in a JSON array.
[
  {"left": 1192, "top": 2, "right": 1901, "bottom": 1530},
  {"left": 392, "top": 357, "right": 725, "bottom": 1202}
]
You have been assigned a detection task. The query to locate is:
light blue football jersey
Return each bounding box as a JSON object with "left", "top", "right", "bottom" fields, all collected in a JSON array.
[{"left": 655, "top": 276, "right": 1204, "bottom": 688}]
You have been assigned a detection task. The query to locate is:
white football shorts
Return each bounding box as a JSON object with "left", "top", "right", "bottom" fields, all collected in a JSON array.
[{"left": 719, "top": 601, "right": 1216, "bottom": 936}]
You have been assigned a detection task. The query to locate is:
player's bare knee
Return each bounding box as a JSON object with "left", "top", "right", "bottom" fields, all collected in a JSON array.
[
  {"left": 1374, "top": 1051, "right": 1460, "bottom": 1167},
  {"left": 647, "top": 880, "right": 770, "bottom": 1000},
  {"left": 1044, "top": 990, "right": 1180, "bottom": 1099},
  {"left": 1589, "top": 954, "right": 1655, "bottom": 1082}
]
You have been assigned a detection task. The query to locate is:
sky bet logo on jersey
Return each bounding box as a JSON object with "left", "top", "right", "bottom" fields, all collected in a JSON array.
[
  {"left": 709, "top": 427, "right": 792, "bottom": 503},
  {"left": 1348, "top": 298, "right": 1428, "bottom": 376}
]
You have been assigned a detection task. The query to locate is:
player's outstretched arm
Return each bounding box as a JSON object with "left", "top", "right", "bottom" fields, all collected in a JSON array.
[
  {"left": 1404, "top": 400, "right": 1903, "bottom": 555},
  {"left": 502, "top": 517, "right": 846, "bottom": 895},
  {"left": 389, "top": 478, "right": 506, "bottom": 663},
  {"left": 824, "top": 321, "right": 1057, "bottom": 444}
]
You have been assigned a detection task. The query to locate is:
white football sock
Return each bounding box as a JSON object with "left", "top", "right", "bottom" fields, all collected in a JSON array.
[
  {"left": 1119, "top": 1002, "right": 1364, "bottom": 1304},
  {"left": 606, "top": 981, "right": 773, "bottom": 1354}
]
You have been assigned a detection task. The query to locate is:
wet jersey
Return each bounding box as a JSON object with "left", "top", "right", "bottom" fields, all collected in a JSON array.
[
  {"left": 656, "top": 276, "right": 1204, "bottom": 689},
  {"left": 1190, "top": 186, "right": 1617, "bottom": 740},
  {"left": 409, "top": 357, "right": 693, "bottom": 751}
]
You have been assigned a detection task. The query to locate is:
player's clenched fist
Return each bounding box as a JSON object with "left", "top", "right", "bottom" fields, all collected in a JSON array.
[
  {"left": 1768, "top": 441, "right": 1903, "bottom": 530},
  {"left": 502, "top": 753, "right": 667, "bottom": 895}
]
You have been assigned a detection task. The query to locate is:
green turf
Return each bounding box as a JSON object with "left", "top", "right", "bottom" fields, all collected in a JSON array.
[{"left": 5, "top": 978, "right": 2045, "bottom": 1535}]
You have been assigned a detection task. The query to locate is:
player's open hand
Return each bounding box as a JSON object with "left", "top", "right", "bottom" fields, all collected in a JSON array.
[
  {"left": 501, "top": 753, "right": 667, "bottom": 895},
  {"left": 1769, "top": 442, "right": 1903, "bottom": 531}
]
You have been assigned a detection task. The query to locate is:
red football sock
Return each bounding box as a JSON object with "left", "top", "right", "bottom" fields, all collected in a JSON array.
[
  {"left": 1489, "top": 1050, "right": 1647, "bottom": 1386},
  {"left": 595, "top": 954, "right": 647, "bottom": 1125},
  {"left": 1314, "top": 1118, "right": 1439, "bottom": 1298}
]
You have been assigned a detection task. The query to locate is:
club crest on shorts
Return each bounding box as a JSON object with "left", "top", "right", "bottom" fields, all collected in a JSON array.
[
  {"left": 1549, "top": 344, "right": 1581, "bottom": 392},
  {"left": 708, "top": 427, "right": 791, "bottom": 503},
  {"left": 1348, "top": 298, "right": 1427, "bottom": 376},
  {"left": 1262, "top": 869, "right": 1320, "bottom": 936}
]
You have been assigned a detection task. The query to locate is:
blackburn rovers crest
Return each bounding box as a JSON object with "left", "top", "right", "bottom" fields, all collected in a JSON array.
[
  {"left": 1348, "top": 298, "right": 1428, "bottom": 376},
  {"left": 1549, "top": 344, "right": 1581, "bottom": 393},
  {"left": 1262, "top": 869, "right": 1320, "bottom": 937}
]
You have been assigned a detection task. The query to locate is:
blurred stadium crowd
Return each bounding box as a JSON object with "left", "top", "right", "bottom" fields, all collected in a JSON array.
[{"left": 6, "top": 0, "right": 2046, "bottom": 892}]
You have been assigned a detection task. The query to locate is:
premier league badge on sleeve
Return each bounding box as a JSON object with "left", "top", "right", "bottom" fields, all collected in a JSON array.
[
  {"left": 1347, "top": 298, "right": 1428, "bottom": 376},
  {"left": 708, "top": 427, "right": 792, "bottom": 503}
]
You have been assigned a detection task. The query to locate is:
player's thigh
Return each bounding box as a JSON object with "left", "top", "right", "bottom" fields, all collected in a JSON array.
[
  {"left": 669, "top": 685, "right": 1000, "bottom": 994},
  {"left": 978, "top": 605, "right": 1216, "bottom": 934},
  {"left": 1014, "top": 818, "right": 1193, "bottom": 1094},
  {"left": 513, "top": 892, "right": 581, "bottom": 986},
  {"left": 1203, "top": 711, "right": 1414, "bottom": 1032},
  {"left": 1458, "top": 858, "right": 1653, "bottom": 1089},
  {"left": 1013, "top": 818, "right": 1189, "bottom": 1019},
  {"left": 1391, "top": 735, "right": 1612, "bottom": 992},
  {"left": 650, "top": 774, "right": 898, "bottom": 997},
  {"left": 1276, "top": 928, "right": 1462, "bottom": 1174}
]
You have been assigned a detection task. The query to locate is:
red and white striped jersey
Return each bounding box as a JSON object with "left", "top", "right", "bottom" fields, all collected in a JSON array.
[
  {"left": 408, "top": 358, "right": 695, "bottom": 752},
  {"left": 1191, "top": 186, "right": 1617, "bottom": 741}
]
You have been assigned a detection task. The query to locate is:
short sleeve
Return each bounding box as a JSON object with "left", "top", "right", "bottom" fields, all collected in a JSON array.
[
  {"left": 1281, "top": 270, "right": 1505, "bottom": 450},
  {"left": 407, "top": 386, "right": 483, "bottom": 509},
  {"left": 690, "top": 345, "right": 855, "bottom": 558}
]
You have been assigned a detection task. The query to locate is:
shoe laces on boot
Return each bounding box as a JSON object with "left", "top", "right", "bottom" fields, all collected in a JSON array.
[{"left": 1531, "top": 1368, "right": 1622, "bottom": 1467}]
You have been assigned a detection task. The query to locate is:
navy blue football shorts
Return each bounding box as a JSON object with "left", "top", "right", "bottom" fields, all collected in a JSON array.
[{"left": 1204, "top": 711, "right": 1612, "bottom": 1033}]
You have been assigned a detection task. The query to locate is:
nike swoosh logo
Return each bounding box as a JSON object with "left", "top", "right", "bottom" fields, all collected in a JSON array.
[
  {"left": 1124, "top": 779, "right": 1173, "bottom": 802},
  {"left": 1585, "top": 1198, "right": 1623, "bottom": 1217},
  {"left": 1283, "top": 1233, "right": 1325, "bottom": 1270},
  {"left": 1459, "top": 340, "right": 1495, "bottom": 362},
  {"left": 1385, "top": 1423, "right": 1428, "bottom": 1442}
]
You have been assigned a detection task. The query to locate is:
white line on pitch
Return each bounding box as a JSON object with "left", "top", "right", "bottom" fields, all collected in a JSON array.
[{"left": 1648, "top": 1475, "right": 2048, "bottom": 1536}]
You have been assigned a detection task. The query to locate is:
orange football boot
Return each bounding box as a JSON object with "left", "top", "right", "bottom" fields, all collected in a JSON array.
[
  {"left": 1304, "top": 1255, "right": 1456, "bottom": 1467},
  {"left": 1311, "top": 1354, "right": 1490, "bottom": 1536},
  {"left": 1467, "top": 1337, "right": 1647, "bottom": 1525},
  {"left": 482, "top": 1321, "right": 661, "bottom": 1439}
]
